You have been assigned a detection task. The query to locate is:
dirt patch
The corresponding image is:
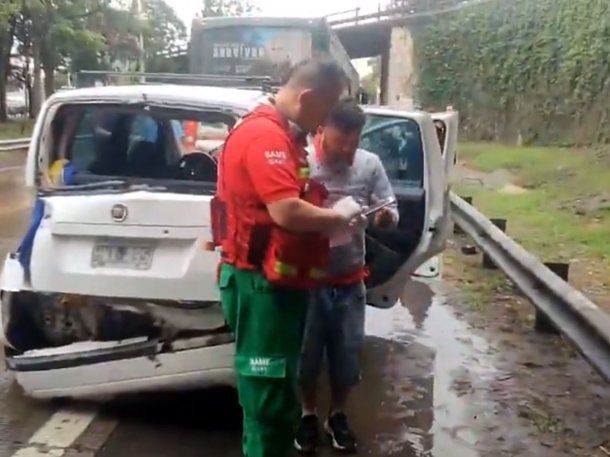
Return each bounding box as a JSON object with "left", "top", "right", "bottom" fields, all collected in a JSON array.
[
  {"left": 452, "top": 164, "right": 517, "bottom": 191},
  {"left": 572, "top": 193, "right": 610, "bottom": 216},
  {"left": 443, "top": 237, "right": 610, "bottom": 456},
  {"left": 498, "top": 183, "right": 528, "bottom": 195}
]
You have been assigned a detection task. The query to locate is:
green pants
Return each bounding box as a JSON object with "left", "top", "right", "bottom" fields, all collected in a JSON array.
[{"left": 219, "top": 263, "right": 309, "bottom": 457}]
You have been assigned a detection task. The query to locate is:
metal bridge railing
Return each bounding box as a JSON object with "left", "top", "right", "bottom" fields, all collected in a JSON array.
[{"left": 326, "top": 1, "right": 486, "bottom": 28}]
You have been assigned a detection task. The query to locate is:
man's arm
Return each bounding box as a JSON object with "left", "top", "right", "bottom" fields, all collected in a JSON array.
[
  {"left": 267, "top": 198, "right": 345, "bottom": 232},
  {"left": 245, "top": 134, "right": 347, "bottom": 233},
  {"left": 369, "top": 154, "right": 399, "bottom": 229}
]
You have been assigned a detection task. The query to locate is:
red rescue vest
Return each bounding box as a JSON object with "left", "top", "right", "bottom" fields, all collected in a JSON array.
[{"left": 212, "top": 106, "right": 330, "bottom": 289}]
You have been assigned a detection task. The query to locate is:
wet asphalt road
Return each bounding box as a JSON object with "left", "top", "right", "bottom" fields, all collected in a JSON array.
[{"left": 0, "top": 152, "right": 607, "bottom": 457}]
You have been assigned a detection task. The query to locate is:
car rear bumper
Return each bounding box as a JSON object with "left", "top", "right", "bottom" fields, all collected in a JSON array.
[{"left": 7, "top": 336, "right": 236, "bottom": 399}]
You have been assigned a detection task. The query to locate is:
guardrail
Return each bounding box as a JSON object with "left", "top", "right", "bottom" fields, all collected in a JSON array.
[
  {"left": 0, "top": 138, "right": 30, "bottom": 152},
  {"left": 450, "top": 193, "right": 610, "bottom": 382}
]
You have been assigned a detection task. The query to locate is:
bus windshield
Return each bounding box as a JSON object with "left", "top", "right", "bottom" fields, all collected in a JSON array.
[{"left": 190, "top": 25, "right": 313, "bottom": 79}]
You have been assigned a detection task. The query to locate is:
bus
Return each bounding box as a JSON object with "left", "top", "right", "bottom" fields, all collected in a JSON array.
[{"left": 189, "top": 17, "right": 362, "bottom": 98}]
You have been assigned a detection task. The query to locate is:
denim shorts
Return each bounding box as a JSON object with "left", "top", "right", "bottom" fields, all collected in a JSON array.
[{"left": 299, "top": 281, "right": 366, "bottom": 389}]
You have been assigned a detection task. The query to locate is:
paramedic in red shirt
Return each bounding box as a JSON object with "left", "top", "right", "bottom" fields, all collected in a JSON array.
[{"left": 217, "top": 60, "right": 359, "bottom": 457}]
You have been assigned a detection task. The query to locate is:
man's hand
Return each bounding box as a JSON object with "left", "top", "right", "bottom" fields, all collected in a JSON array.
[
  {"left": 348, "top": 213, "right": 369, "bottom": 231},
  {"left": 374, "top": 208, "right": 396, "bottom": 229}
]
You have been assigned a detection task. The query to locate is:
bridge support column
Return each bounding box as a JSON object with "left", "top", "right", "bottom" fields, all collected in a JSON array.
[{"left": 380, "top": 26, "right": 416, "bottom": 108}]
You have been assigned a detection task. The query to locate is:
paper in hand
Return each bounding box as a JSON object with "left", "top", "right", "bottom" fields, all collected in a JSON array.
[
  {"left": 328, "top": 196, "right": 363, "bottom": 247},
  {"left": 331, "top": 196, "right": 362, "bottom": 219}
]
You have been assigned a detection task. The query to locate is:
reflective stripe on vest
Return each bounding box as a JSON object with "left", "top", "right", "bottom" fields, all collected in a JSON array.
[
  {"left": 309, "top": 268, "right": 327, "bottom": 279},
  {"left": 274, "top": 261, "right": 298, "bottom": 277},
  {"left": 274, "top": 263, "right": 326, "bottom": 280}
]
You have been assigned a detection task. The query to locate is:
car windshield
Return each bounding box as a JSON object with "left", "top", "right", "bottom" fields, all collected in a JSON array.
[{"left": 48, "top": 104, "right": 236, "bottom": 192}]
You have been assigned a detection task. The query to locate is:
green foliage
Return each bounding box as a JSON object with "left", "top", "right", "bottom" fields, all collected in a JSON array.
[
  {"left": 1, "top": 0, "right": 254, "bottom": 117},
  {"left": 53, "top": 0, "right": 186, "bottom": 75},
  {"left": 19, "top": 0, "right": 107, "bottom": 94},
  {"left": 388, "top": 0, "right": 467, "bottom": 11},
  {"left": 143, "top": 0, "right": 187, "bottom": 62},
  {"left": 0, "top": 118, "right": 33, "bottom": 139},
  {"left": 414, "top": 0, "right": 610, "bottom": 145},
  {"left": 0, "top": 1, "right": 20, "bottom": 24},
  {"left": 202, "top": 0, "right": 258, "bottom": 17}
]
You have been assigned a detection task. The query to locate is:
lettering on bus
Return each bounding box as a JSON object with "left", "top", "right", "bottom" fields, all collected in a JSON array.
[{"left": 213, "top": 43, "right": 266, "bottom": 60}]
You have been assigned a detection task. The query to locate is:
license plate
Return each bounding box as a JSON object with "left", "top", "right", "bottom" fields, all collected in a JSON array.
[{"left": 91, "top": 243, "right": 154, "bottom": 270}]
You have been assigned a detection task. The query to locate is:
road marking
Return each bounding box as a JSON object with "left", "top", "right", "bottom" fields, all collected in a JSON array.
[
  {"left": 0, "top": 165, "right": 24, "bottom": 173},
  {"left": 12, "top": 408, "right": 98, "bottom": 457}
]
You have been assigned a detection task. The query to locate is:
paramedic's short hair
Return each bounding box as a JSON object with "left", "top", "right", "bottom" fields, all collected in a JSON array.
[
  {"left": 284, "top": 59, "right": 347, "bottom": 92},
  {"left": 326, "top": 98, "right": 366, "bottom": 133}
]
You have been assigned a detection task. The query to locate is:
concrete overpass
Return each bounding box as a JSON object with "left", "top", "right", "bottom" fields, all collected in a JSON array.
[{"left": 327, "top": 2, "right": 472, "bottom": 106}]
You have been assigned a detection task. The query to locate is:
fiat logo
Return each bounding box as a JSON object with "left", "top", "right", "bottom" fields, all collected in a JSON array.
[{"left": 111, "top": 204, "right": 128, "bottom": 222}]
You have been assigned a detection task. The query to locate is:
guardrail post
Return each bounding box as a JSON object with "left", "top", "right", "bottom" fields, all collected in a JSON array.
[
  {"left": 482, "top": 218, "right": 507, "bottom": 269},
  {"left": 454, "top": 196, "right": 473, "bottom": 235},
  {"left": 534, "top": 262, "right": 569, "bottom": 334}
]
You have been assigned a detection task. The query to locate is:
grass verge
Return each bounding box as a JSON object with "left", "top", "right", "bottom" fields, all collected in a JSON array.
[
  {"left": 452, "top": 142, "right": 610, "bottom": 309},
  {"left": 0, "top": 119, "right": 34, "bottom": 140}
]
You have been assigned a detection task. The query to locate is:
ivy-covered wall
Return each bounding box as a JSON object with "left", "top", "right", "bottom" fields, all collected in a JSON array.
[{"left": 413, "top": 0, "right": 610, "bottom": 145}]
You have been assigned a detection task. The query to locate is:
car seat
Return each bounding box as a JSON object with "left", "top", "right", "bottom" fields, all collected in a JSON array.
[{"left": 126, "top": 140, "right": 167, "bottom": 178}]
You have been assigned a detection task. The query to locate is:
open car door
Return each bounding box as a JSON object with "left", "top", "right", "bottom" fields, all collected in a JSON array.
[
  {"left": 360, "top": 108, "right": 449, "bottom": 309},
  {"left": 411, "top": 108, "right": 460, "bottom": 278}
]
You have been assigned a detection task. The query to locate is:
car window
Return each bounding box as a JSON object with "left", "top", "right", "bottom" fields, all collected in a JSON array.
[
  {"left": 433, "top": 119, "right": 447, "bottom": 153},
  {"left": 361, "top": 115, "right": 424, "bottom": 186},
  {"left": 62, "top": 105, "right": 235, "bottom": 186}
]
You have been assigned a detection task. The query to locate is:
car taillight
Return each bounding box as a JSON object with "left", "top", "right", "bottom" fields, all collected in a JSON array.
[{"left": 210, "top": 196, "right": 227, "bottom": 247}]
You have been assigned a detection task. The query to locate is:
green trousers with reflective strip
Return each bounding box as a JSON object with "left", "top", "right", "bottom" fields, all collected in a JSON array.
[{"left": 219, "top": 263, "right": 309, "bottom": 457}]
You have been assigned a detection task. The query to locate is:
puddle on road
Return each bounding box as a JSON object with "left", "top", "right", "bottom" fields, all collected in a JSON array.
[
  {"left": 355, "top": 279, "right": 500, "bottom": 457},
  {"left": 98, "top": 279, "right": 504, "bottom": 457}
]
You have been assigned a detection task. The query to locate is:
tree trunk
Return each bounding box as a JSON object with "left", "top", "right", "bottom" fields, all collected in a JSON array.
[
  {"left": 26, "top": 76, "right": 33, "bottom": 119},
  {"left": 43, "top": 65, "right": 55, "bottom": 97},
  {"left": 0, "top": 18, "right": 16, "bottom": 123},
  {"left": 31, "top": 39, "right": 44, "bottom": 117},
  {"left": 0, "top": 63, "right": 7, "bottom": 123},
  {"left": 40, "top": 38, "right": 57, "bottom": 98}
]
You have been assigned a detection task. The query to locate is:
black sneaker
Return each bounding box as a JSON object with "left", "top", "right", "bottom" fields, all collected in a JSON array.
[
  {"left": 294, "top": 414, "right": 320, "bottom": 454},
  {"left": 325, "top": 412, "right": 357, "bottom": 453}
]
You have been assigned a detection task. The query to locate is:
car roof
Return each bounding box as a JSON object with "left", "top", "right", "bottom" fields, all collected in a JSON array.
[
  {"left": 362, "top": 105, "right": 430, "bottom": 121},
  {"left": 47, "top": 84, "right": 267, "bottom": 113}
]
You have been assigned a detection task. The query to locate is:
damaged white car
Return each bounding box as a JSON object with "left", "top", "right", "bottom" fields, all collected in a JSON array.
[{"left": 0, "top": 83, "right": 457, "bottom": 399}]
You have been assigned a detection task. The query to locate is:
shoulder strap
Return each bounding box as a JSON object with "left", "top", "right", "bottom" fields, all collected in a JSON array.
[{"left": 217, "top": 111, "right": 258, "bottom": 198}]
